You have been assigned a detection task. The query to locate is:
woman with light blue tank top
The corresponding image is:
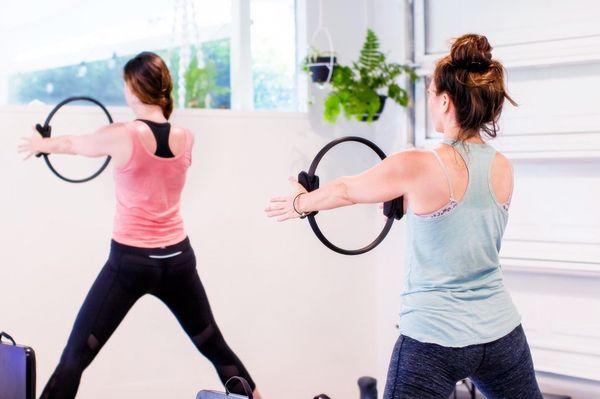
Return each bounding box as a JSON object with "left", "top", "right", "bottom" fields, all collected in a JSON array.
[
  {"left": 267, "top": 33, "right": 543, "bottom": 398},
  {"left": 400, "top": 138, "right": 522, "bottom": 348}
]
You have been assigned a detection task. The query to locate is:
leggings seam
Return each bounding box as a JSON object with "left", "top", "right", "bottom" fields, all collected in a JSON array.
[
  {"left": 390, "top": 336, "right": 405, "bottom": 399},
  {"left": 473, "top": 343, "right": 487, "bottom": 375},
  {"left": 85, "top": 258, "right": 120, "bottom": 346}
]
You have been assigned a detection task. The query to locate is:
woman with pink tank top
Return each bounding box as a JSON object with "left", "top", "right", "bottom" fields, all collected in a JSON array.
[{"left": 19, "top": 52, "right": 262, "bottom": 399}]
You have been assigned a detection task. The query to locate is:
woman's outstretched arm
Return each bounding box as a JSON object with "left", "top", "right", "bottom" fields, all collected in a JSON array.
[
  {"left": 18, "top": 123, "right": 129, "bottom": 160},
  {"left": 265, "top": 150, "right": 421, "bottom": 222}
]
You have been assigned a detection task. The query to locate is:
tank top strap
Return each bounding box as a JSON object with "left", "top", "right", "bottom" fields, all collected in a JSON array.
[
  {"left": 122, "top": 123, "right": 145, "bottom": 163},
  {"left": 184, "top": 129, "right": 194, "bottom": 164},
  {"left": 430, "top": 149, "right": 455, "bottom": 201}
]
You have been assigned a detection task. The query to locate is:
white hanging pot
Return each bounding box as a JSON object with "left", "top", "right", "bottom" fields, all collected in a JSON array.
[{"left": 307, "top": 27, "right": 336, "bottom": 84}]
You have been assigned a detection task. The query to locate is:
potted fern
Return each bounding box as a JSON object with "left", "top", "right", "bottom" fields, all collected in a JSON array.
[{"left": 323, "top": 29, "right": 417, "bottom": 123}]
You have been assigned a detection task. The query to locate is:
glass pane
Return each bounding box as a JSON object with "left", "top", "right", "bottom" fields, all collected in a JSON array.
[
  {"left": 251, "top": 0, "right": 298, "bottom": 111},
  {"left": 1, "top": 0, "right": 232, "bottom": 109}
]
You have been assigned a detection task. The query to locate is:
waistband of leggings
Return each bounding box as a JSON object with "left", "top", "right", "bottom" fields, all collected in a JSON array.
[{"left": 110, "top": 236, "right": 191, "bottom": 257}]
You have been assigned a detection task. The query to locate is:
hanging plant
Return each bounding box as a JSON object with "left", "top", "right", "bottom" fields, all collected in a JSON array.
[
  {"left": 303, "top": 46, "right": 337, "bottom": 84},
  {"left": 323, "top": 29, "right": 418, "bottom": 123}
]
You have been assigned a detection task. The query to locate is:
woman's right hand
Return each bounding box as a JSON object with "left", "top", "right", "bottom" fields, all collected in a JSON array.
[
  {"left": 264, "top": 177, "right": 308, "bottom": 222},
  {"left": 18, "top": 127, "right": 45, "bottom": 160}
]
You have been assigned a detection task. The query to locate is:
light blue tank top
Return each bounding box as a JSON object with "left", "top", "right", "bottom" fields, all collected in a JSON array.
[{"left": 399, "top": 139, "right": 521, "bottom": 347}]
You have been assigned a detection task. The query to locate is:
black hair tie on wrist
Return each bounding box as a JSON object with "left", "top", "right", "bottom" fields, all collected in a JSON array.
[
  {"left": 35, "top": 96, "right": 113, "bottom": 183},
  {"left": 297, "top": 136, "right": 404, "bottom": 256}
]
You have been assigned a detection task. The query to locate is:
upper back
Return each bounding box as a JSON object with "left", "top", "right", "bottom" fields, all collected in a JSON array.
[
  {"left": 134, "top": 120, "right": 190, "bottom": 159},
  {"left": 113, "top": 121, "right": 194, "bottom": 199},
  {"left": 404, "top": 140, "right": 513, "bottom": 289},
  {"left": 406, "top": 140, "right": 513, "bottom": 217}
]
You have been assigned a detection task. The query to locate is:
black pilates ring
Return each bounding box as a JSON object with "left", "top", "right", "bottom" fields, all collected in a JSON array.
[
  {"left": 297, "top": 136, "right": 404, "bottom": 256},
  {"left": 35, "top": 96, "right": 112, "bottom": 183}
]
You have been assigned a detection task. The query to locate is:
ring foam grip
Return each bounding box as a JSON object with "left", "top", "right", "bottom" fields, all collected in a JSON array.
[
  {"left": 34, "top": 124, "right": 51, "bottom": 157},
  {"left": 300, "top": 136, "right": 404, "bottom": 255},
  {"left": 0, "top": 331, "right": 36, "bottom": 399},
  {"left": 35, "top": 96, "right": 113, "bottom": 183},
  {"left": 297, "top": 171, "right": 320, "bottom": 217},
  {"left": 297, "top": 171, "right": 320, "bottom": 192},
  {"left": 383, "top": 197, "right": 404, "bottom": 220}
]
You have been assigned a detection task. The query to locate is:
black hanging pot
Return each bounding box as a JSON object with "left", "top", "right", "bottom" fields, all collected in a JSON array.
[
  {"left": 361, "top": 95, "right": 387, "bottom": 122},
  {"left": 307, "top": 56, "right": 337, "bottom": 84}
]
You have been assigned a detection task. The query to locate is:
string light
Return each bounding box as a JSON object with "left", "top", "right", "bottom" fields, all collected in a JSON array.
[{"left": 171, "top": 0, "right": 204, "bottom": 108}]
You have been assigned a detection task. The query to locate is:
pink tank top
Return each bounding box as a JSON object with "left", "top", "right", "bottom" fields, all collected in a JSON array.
[{"left": 112, "top": 123, "right": 193, "bottom": 248}]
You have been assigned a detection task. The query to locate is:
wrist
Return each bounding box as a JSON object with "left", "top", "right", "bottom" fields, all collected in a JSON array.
[
  {"left": 293, "top": 192, "right": 309, "bottom": 218},
  {"left": 296, "top": 192, "right": 307, "bottom": 214},
  {"left": 38, "top": 138, "right": 50, "bottom": 153}
]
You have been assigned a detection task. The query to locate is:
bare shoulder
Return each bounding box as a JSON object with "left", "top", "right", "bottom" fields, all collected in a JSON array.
[
  {"left": 493, "top": 150, "right": 512, "bottom": 165},
  {"left": 388, "top": 148, "right": 433, "bottom": 166},
  {"left": 385, "top": 148, "right": 432, "bottom": 178},
  {"left": 490, "top": 150, "right": 514, "bottom": 202},
  {"left": 389, "top": 148, "right": 431, "bottom": 161},
  {"left": 170, "top": 124, "right": 194, "bottom": 141},
  {"left": 492, "top": 150, "right": 513, "bottom": 174},
  {"left": 94, "top": 123, "right": 130, "bottom": 143},
  {"left": 99, "top": 122, "right": 128, "bottom": 134}
]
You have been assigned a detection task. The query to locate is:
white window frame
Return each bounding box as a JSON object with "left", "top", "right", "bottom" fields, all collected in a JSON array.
[{"left": 231, "top": 0, "right": 307, "bottom": 112}]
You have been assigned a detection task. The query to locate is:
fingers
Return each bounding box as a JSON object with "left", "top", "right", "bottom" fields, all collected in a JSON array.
[
  {"left": 269, "top": 196, "right": 288, "bottom": 203},
  {"left": 266, "top": 209, "right": 288, "bottom": 218},
  {"left": 264, "top": 204, "right": 286, "bottom": 212}
]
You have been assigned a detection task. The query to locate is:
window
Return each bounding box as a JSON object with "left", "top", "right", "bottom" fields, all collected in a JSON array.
[
  {"left": 1, "top": 0, "right": 301, "bottom": 112},
  {"left": 251, "top": 0, "right": 298, "bottom": 111}
]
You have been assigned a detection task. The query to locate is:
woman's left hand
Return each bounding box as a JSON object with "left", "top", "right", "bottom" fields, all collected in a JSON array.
[
  {"left": 18, "top": 127, "right": 44, "bottom": 160},
  {"left": 265, "top": 177, "right": 308, "bottom": 222}
]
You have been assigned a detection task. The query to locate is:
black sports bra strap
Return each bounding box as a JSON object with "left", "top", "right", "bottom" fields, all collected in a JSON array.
[{"left": 136, "top": 119, "right": 175, "bottom": 158}]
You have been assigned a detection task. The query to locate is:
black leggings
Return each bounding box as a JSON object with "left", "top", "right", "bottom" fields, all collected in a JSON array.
[{"left": 40, "top": 237, "right": 255, "bottom": 399}]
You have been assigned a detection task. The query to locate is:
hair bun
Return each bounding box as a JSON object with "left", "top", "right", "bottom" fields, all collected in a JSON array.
[{"left": 450, "top": 33, "right": 492, "bottom": 71}]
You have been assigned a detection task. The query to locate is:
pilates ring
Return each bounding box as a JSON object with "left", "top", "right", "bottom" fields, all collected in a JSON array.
[
  {"left": 298, "top": 136, "right": 404, "bottom": 256},
  {"left": 35, "top": 96, "right": 112, "bottom": 183}
]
